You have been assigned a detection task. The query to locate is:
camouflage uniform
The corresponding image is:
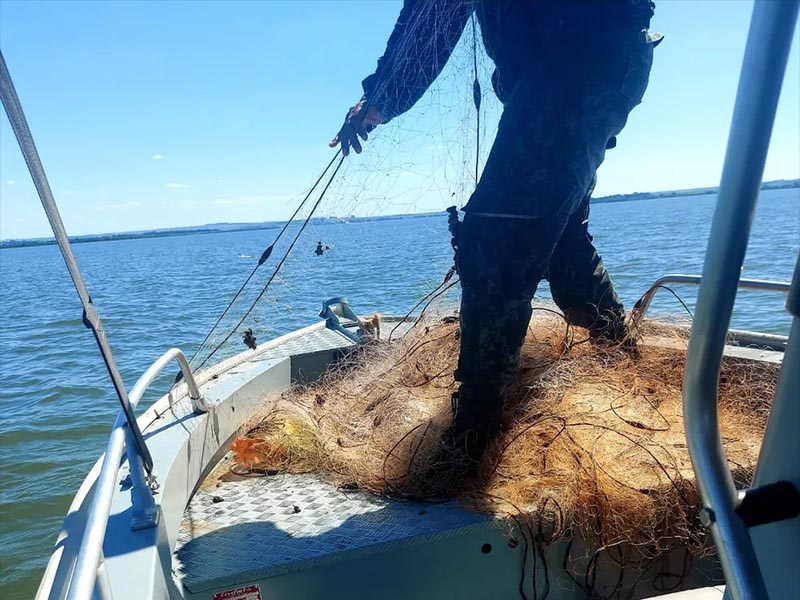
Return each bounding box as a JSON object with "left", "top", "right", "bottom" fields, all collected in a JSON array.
[
  {"left": 361, "top": 1, "right": 657, "bottom": 388},
  {"left": 455, "top": 34, "right": 654, "bottom": 384}
]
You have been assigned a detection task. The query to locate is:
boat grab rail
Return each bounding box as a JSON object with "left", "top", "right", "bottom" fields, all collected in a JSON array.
[
  {"left": 0, "top": 50, "right": 158, "bottom": 475},
  {"left": 682, "top": 2, "right": 798, "bottom": 599},
  {"left": 130, "top": 347, "right": 207, "bottom": 414},
  {"left": 2, "top": 49, "right": 204, "bottom": 599},
  {"left": 631, "top": 274, "right": 791, "bottom": 344},
  {"left": 66, "top": 348, "right": 206, "bottom": 600}
]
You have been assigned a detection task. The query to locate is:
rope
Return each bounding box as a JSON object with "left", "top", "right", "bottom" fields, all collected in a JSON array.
[
  {"left": 0, "top": 50, "right": 155, "bottom": 473},
  {"left": 388, "top": 265, "right": 457, "bottom": 341},
  {"left": 471, "top": 11, "right": 482, "bottom": 185},
  {"left": 189, "top": 150, "right": 342, "bottom": 365},
  {"left": 195, "top": 154, "right": 347, "bottom": 371}
]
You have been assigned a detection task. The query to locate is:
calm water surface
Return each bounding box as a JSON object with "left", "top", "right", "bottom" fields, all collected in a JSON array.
[{"left": 0, "top": 189, "right": 798, "bottom": 597}]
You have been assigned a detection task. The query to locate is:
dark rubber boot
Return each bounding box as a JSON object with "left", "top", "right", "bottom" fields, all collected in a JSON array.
[
  {"left": 418, "top": 384, "right": 504, "bottom": 497},
  {"left": 447, "top": 384, "right": 504, "bottom": 463},
  {"left": 589, "top": 312, "right": 638, "bottom": 355}
]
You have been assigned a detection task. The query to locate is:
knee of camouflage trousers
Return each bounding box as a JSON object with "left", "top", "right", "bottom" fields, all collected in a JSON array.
[{"left": 454, "top": 214, "right": 560, "bottom": 386}]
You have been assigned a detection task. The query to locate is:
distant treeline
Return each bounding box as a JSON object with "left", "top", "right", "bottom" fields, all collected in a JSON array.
[
  {"left": 592, "top": 178, "right": 799, "bottom": 204},
  {"left": 0, "top": 225, "right": 277, "bottom": 249},
  {"left": 2, "top": 179, "right": 797, "bottom": 249}
]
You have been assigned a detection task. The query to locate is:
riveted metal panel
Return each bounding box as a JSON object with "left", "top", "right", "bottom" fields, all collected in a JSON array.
[{"left": 174, "top": 474, "right": 487, "bottom": 592}]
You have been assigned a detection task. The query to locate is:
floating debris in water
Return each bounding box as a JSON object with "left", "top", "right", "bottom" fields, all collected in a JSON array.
[{"left": 242, "top": 328, "right": 257, "bottom": 350}]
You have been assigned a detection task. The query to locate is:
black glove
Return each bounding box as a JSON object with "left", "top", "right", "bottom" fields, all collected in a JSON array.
[{"left": 329, "top": 100, "right": 382, "bottom": 156}]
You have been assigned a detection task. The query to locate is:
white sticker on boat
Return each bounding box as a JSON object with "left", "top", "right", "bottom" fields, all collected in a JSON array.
[{"left": 212, "top": 585, "right": 262, "bottom": 600}]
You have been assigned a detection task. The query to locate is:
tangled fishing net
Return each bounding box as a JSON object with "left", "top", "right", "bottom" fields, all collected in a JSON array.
[
  {"left": 187, "top": 8, "right": 499, "bottom": 370},
  {"left": 229, "top": 312, "right": 775, "bottom": 594}
]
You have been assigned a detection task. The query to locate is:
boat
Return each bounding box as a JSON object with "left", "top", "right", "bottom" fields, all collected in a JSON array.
[
  {"left": 1, "top": 1, "right": 797, "bottom": 599},
  {"left": 30, "top": 289, "right": 794, "bottom": 600}
]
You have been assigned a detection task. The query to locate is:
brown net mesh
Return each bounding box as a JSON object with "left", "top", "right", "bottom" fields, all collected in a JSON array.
[{"left": 230, "top": 312, "right": 775, "bottom": 591}]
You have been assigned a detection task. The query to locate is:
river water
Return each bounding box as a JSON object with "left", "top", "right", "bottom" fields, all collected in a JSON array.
[{"left": 0, "top": 188, "right": 797, "bottom": 597}]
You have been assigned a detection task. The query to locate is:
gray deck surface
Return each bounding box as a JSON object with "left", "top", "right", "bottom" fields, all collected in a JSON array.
[
  {"left": 241, "top": 318, "right": 416, "bottom": 363},
  {"left": 247, "top": 324, "right": 354, "bottom": 361},
  {"left": 173, "top": 317, "right": 466, "bottom": 593},
  {"left": 173, "top": 473, "right": 485, "bottom": 592},
  {"left": 172, "top": 317, "right": 776, "bottom": 593}
]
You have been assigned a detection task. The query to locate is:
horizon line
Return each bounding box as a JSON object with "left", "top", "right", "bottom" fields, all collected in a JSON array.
[{"left": 2, "top": 178, "right": 798, "bottom": 244}]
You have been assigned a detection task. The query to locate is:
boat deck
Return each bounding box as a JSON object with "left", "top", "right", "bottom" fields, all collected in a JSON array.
[
  {"left": 174, "top": 473, "right": 485, "bottom": 594},
  {"left": 170, "top": 316, "right": 780, "bottom": 599},
  {"left": 170, "top": 316, "right": 497, "bottom": 596}
]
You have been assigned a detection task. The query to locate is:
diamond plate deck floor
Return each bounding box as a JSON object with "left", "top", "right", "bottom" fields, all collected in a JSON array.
[
  {"left": 251, "top": 325, "right": 354, "bottom": 361},
  {"left": 173, "top": 318, "right": 472, "bottom": 593},
  {"left": 242, "top": 319, "right": 416, "bottom": 364},
  {"left": 171, "top": 315, "right": 750, "bottom": 596},
  {"left": 173, "top": 473, "right": 487, "bottom": 593}
]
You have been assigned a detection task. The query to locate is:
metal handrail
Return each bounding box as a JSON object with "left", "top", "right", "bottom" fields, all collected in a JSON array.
[
  {"left": 66, "top": 348, "right": 205, "bottom": 600},
  {"left": 0, "top": 51, "right": 155, "bottom": 475},
  {"left": 130, "top": 347, "right": 207, "bottom": 413},
  {"left": 683, "top": 2, "right": 798, "bottom": 600},
  {"left": 631, "top": 273, "right": 791, "bottom": 326}
]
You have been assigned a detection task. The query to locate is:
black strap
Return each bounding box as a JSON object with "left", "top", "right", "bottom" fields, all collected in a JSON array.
[{"left": 0, "top": 51, "right": 154, "bottom": 472}]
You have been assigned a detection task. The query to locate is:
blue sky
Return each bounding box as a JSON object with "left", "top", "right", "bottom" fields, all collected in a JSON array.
[{"left": 0, "top": 0, "right": 798, "bottom": 240}]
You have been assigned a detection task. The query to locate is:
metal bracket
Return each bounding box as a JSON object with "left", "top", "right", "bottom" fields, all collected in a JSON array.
[
  {"left": 190, "top": 392, "right": 209, "bottom": 414},
  {"left": 320, "top": 297, "right": 362, "bottom": 343},
  {"left": 126, "top": 429, "right": 160, "bottom": 530}
]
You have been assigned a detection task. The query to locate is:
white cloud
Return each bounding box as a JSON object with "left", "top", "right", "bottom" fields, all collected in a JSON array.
[
  {"left": 6, "top": 180, "right": 15, "bottom": 185},
  {"left": 166, "top": 182, "right": 190, "bottom": 189},
  {"left": 152, "top": 154, "right": 165, "bottom": 160}
]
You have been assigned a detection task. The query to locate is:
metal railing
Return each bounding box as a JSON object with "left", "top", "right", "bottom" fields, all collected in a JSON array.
[
  {"left": 0, "top": 50, "right": 155, "bottom": 475},
  {"left": 2, "top": 49, "right": 210, "bottom": 600},
  {"left": 682, "top": 2, "right": 799, "bottom": 600},
  {"left": 66, "top": 349, "right": 206, "bottom": 600},
  {"left": 631, "top": 274, "right": 791, "bottom": 349}
]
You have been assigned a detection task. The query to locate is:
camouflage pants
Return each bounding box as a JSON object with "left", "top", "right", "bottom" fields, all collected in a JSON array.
[{"left": 455, "top": 38, "right": 653, "bottom": 387}]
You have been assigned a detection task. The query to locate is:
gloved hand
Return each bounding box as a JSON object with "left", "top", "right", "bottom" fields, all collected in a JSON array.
[{"left": 329, "top": 100, "right": 382, "bottom": 156}]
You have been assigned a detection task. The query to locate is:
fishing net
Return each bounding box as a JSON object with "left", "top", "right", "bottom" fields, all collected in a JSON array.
[
  {"left": 187, "top": 8, "right": 499, "bottom": 370},
  {"left": 181, "top": 4, "right": 784, "bottom": 597},
  {"left": 229, "top": 312, "right": 775, "bottom": 596}
]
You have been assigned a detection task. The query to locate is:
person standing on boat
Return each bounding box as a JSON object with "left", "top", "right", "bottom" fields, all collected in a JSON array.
[{"left": 330, "top": 0, "right": 661, "bottom": 475}]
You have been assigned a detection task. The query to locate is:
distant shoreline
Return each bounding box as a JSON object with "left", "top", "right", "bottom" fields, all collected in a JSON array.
[
  {"left": 590, "top": 179, "right": 798, "bottom": 205},
  {"left": 2, "top": 179, "right": 797, "bottom": 249}
]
